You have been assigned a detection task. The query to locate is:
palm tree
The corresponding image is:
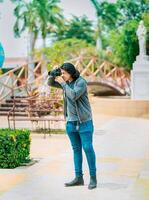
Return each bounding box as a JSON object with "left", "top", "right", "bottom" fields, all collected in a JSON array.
[
  {"left": 35, "top": 0, "right": 63, "bottom": 48},
  {"left": 13, "top": 0, "right": 63, "bottom": 83},
  {"left": 90, "top": 0, "right": 119, "bottom": 51},
  {"left": 33, "top": 0, "right": 63, "bottom": 80},
  {"left": 90, "top": 0, "right": 104, "bottom": 51},
  {"left": 54, "top": 15, "right": 95, "bottom": 45},
  {"left": 13, "top": 0, "right": 40, "bottom": 83}
]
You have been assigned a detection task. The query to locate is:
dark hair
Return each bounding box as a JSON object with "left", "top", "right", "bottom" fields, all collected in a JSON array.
[{"left": 60, "top": 62, "right": 80, "bottom": 80}]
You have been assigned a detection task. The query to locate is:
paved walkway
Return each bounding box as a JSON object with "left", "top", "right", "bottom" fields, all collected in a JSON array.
[{"left": 0, "top": 115, "right": 149, "bottom": 200}]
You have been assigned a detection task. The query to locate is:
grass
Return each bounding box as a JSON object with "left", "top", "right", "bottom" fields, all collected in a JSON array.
[{"left": 32, "top": 128, "right": 65, "bottom": 134}]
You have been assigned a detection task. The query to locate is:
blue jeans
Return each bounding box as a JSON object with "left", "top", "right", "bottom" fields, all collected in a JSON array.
[{"left": 66, "top": 120, "right": 96, "bottom": 177}]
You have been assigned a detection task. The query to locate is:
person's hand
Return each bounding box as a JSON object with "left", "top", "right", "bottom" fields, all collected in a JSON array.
[{"left": 55, "top": 76, "right": 65, "bottom": 84}]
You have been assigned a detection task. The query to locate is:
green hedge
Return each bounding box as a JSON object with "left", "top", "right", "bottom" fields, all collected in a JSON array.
[{"left": 0, "top": 129, "right": 31, "bottom": 168}]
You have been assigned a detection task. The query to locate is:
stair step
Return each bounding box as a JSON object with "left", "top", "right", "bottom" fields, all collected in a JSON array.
[
  {"left": 1, "top": 103, "right": 28, "bottom": 108},
  {"left": 6, "top": 99, "right": 22, "bottom": 103},
  {"left": 0, "top": 111, "right": 28, "bottom": 116},
  {"left": 10, "top": 96, "right": 28, "bottom": 99},
  {"left": 0, "top": 108, "right": 27, "bottom": 112}
]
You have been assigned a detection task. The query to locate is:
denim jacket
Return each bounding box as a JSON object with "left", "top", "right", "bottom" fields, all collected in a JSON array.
[{"left": 48, "top": 75, "right": 92, "bottom": 123}]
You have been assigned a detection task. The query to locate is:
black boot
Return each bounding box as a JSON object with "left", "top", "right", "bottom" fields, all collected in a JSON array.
[
  {"left": 88, "top": 176, "right": 97, "bottom": 190},
  {"left": 65, "top": 176, "right": 84, "bottom": 187}
]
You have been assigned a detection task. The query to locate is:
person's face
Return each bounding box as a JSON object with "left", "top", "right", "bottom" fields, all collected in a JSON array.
[{"left": 61, "top": 69, "right": 73, "bottom": 82}]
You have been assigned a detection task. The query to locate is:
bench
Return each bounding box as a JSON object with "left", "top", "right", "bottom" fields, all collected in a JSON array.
[
  {"left": 7, "top": 96, "right": 65, "bottom": 138},
  {"left": 8, "top": 115, "right": 65, "bottom": 138}
]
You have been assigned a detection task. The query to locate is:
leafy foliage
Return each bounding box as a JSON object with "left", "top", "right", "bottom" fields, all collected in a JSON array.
[
  {"left": 116, "top": 0, "right": 149, "bottom": 25},
  {"left": 1, "top": 0, "right": 149, "bottom": 70},
  {"left": 0, "top": 129, "right": 31, "bottom": 168},
  {"left": 13, "top": 0, "right": 63, "bottom": 46},
  {"left": 91, "top": 0, "right": 149, "bottom": 69},
  {"left": 91, "top": 0, "right": 149, "bottom": 30},
  {"left": 143, "top": 11, "right": 149, "bottom": 55},
  {"left": 91, "top": 0, "right": 120, "bottom": 30},
  {"left": 34, "top": 38, "right": 97, "bottom": 71},
  {"left": 53, "top": 15, "right": 95, "bottom": 45},
  {"left": 108, "top": 20, "right": 139, "bottom": 70}
]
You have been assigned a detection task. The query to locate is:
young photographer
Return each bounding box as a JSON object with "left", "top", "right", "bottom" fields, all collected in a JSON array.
[{"left": 48, "top": 62, "right": 97, "bottom": 189}]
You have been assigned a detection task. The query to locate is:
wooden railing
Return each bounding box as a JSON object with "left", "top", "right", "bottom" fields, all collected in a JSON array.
[
  {"left": 72, "top": 57, "right": 130, "bottom": 95},
  {"left": 0, "top": 56, "right": 131, "bottom": 103},
  {"left": 0, "top": 61, "right": 42, "bottom": 102}
]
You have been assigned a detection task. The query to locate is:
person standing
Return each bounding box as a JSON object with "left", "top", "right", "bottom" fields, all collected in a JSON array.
[{"left": 48, "top": 62, "right": 97, "bottom": 189}]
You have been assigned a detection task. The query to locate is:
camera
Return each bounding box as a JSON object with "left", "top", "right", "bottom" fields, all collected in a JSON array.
[{"left": 48, "top": 68, "right": 61, "bottom": 77}]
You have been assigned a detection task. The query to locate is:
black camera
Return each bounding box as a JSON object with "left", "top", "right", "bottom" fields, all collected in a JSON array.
[{"left": 48, "top": 68, "right": 61, "bottom": 77}]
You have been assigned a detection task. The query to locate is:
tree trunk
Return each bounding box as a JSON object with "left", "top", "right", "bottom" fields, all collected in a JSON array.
[
  {"left": 41, "top": 38, "right": 48, "bottom": 84},
  {"left": 27, "top": 32, "right": 36, "bottom": 84},
  {"left": 96, "top": 37, "right": 102, "bottom": 51},
  {"left": 42, "top": 38, "right": 46, "bottom": 49},
  {"left": 96, "top": 19, "right": 102, "bottom": 51}
]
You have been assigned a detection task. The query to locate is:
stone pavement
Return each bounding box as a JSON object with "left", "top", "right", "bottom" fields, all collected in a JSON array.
[{"left": 0, "top": 116, "right": 149, "bottom": 200}]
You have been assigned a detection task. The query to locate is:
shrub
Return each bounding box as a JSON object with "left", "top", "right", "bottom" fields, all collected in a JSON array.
[
  {"left": 0, "top": 129, "right": 31, "bottom": 168},
  {"left": 34, "top": 38, "right": 97, "bottom": 71},
  {"left": 0, "top": 69, "right": 3, "bottom": 75},
  {"left": 108, "top": 20, "right": 139, "bottom": 70}
]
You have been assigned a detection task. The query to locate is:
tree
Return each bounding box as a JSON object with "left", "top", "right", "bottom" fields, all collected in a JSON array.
[
  {"left": 31, "top": 0, "right": 63, "bottom": 80},
  {"left": 13, "top": 0, "right": 63, "bottom": 49},
  {"left": 54, "top": 15, "right": 95, "bottom": 45},
  {"left": 143, "top": 11, "right": 149, "bottom": 54},
  {"left": 13, "top": 0, "right": 39, "bottom": 83},
  {"left": 34, "top": 0, "right": 63, "bottom": 48},
  {"left": 34, "top": 38, "right": 96, "bottom": 71},
  {"left": 90, "top": 0, "right": 149, "bottom": 69},
  {"left": 108, "top": 20, "right": 139, "bottom": 70},
  {"left": 12, "top": 0, "right": 63, "bottom": 83},
  {"left": 116, "top": 0, "right": 149, "bottom": 27},
  {"left": 90, "top": 0, "right": 119, "bottom": 51}
]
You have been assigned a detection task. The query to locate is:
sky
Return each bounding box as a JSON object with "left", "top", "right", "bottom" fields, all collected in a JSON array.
[
  {"left": 60, "top": 0, "right": 96, "bottom": 21},
  {"left": 0, "top": 0, "right": 27, "bottom": 58},
  {"left": 0, "top": 0, "right": 116, "bottom": 58},
  {"left": 60, "top": 0, "right": 116, "bottom": 20}
]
